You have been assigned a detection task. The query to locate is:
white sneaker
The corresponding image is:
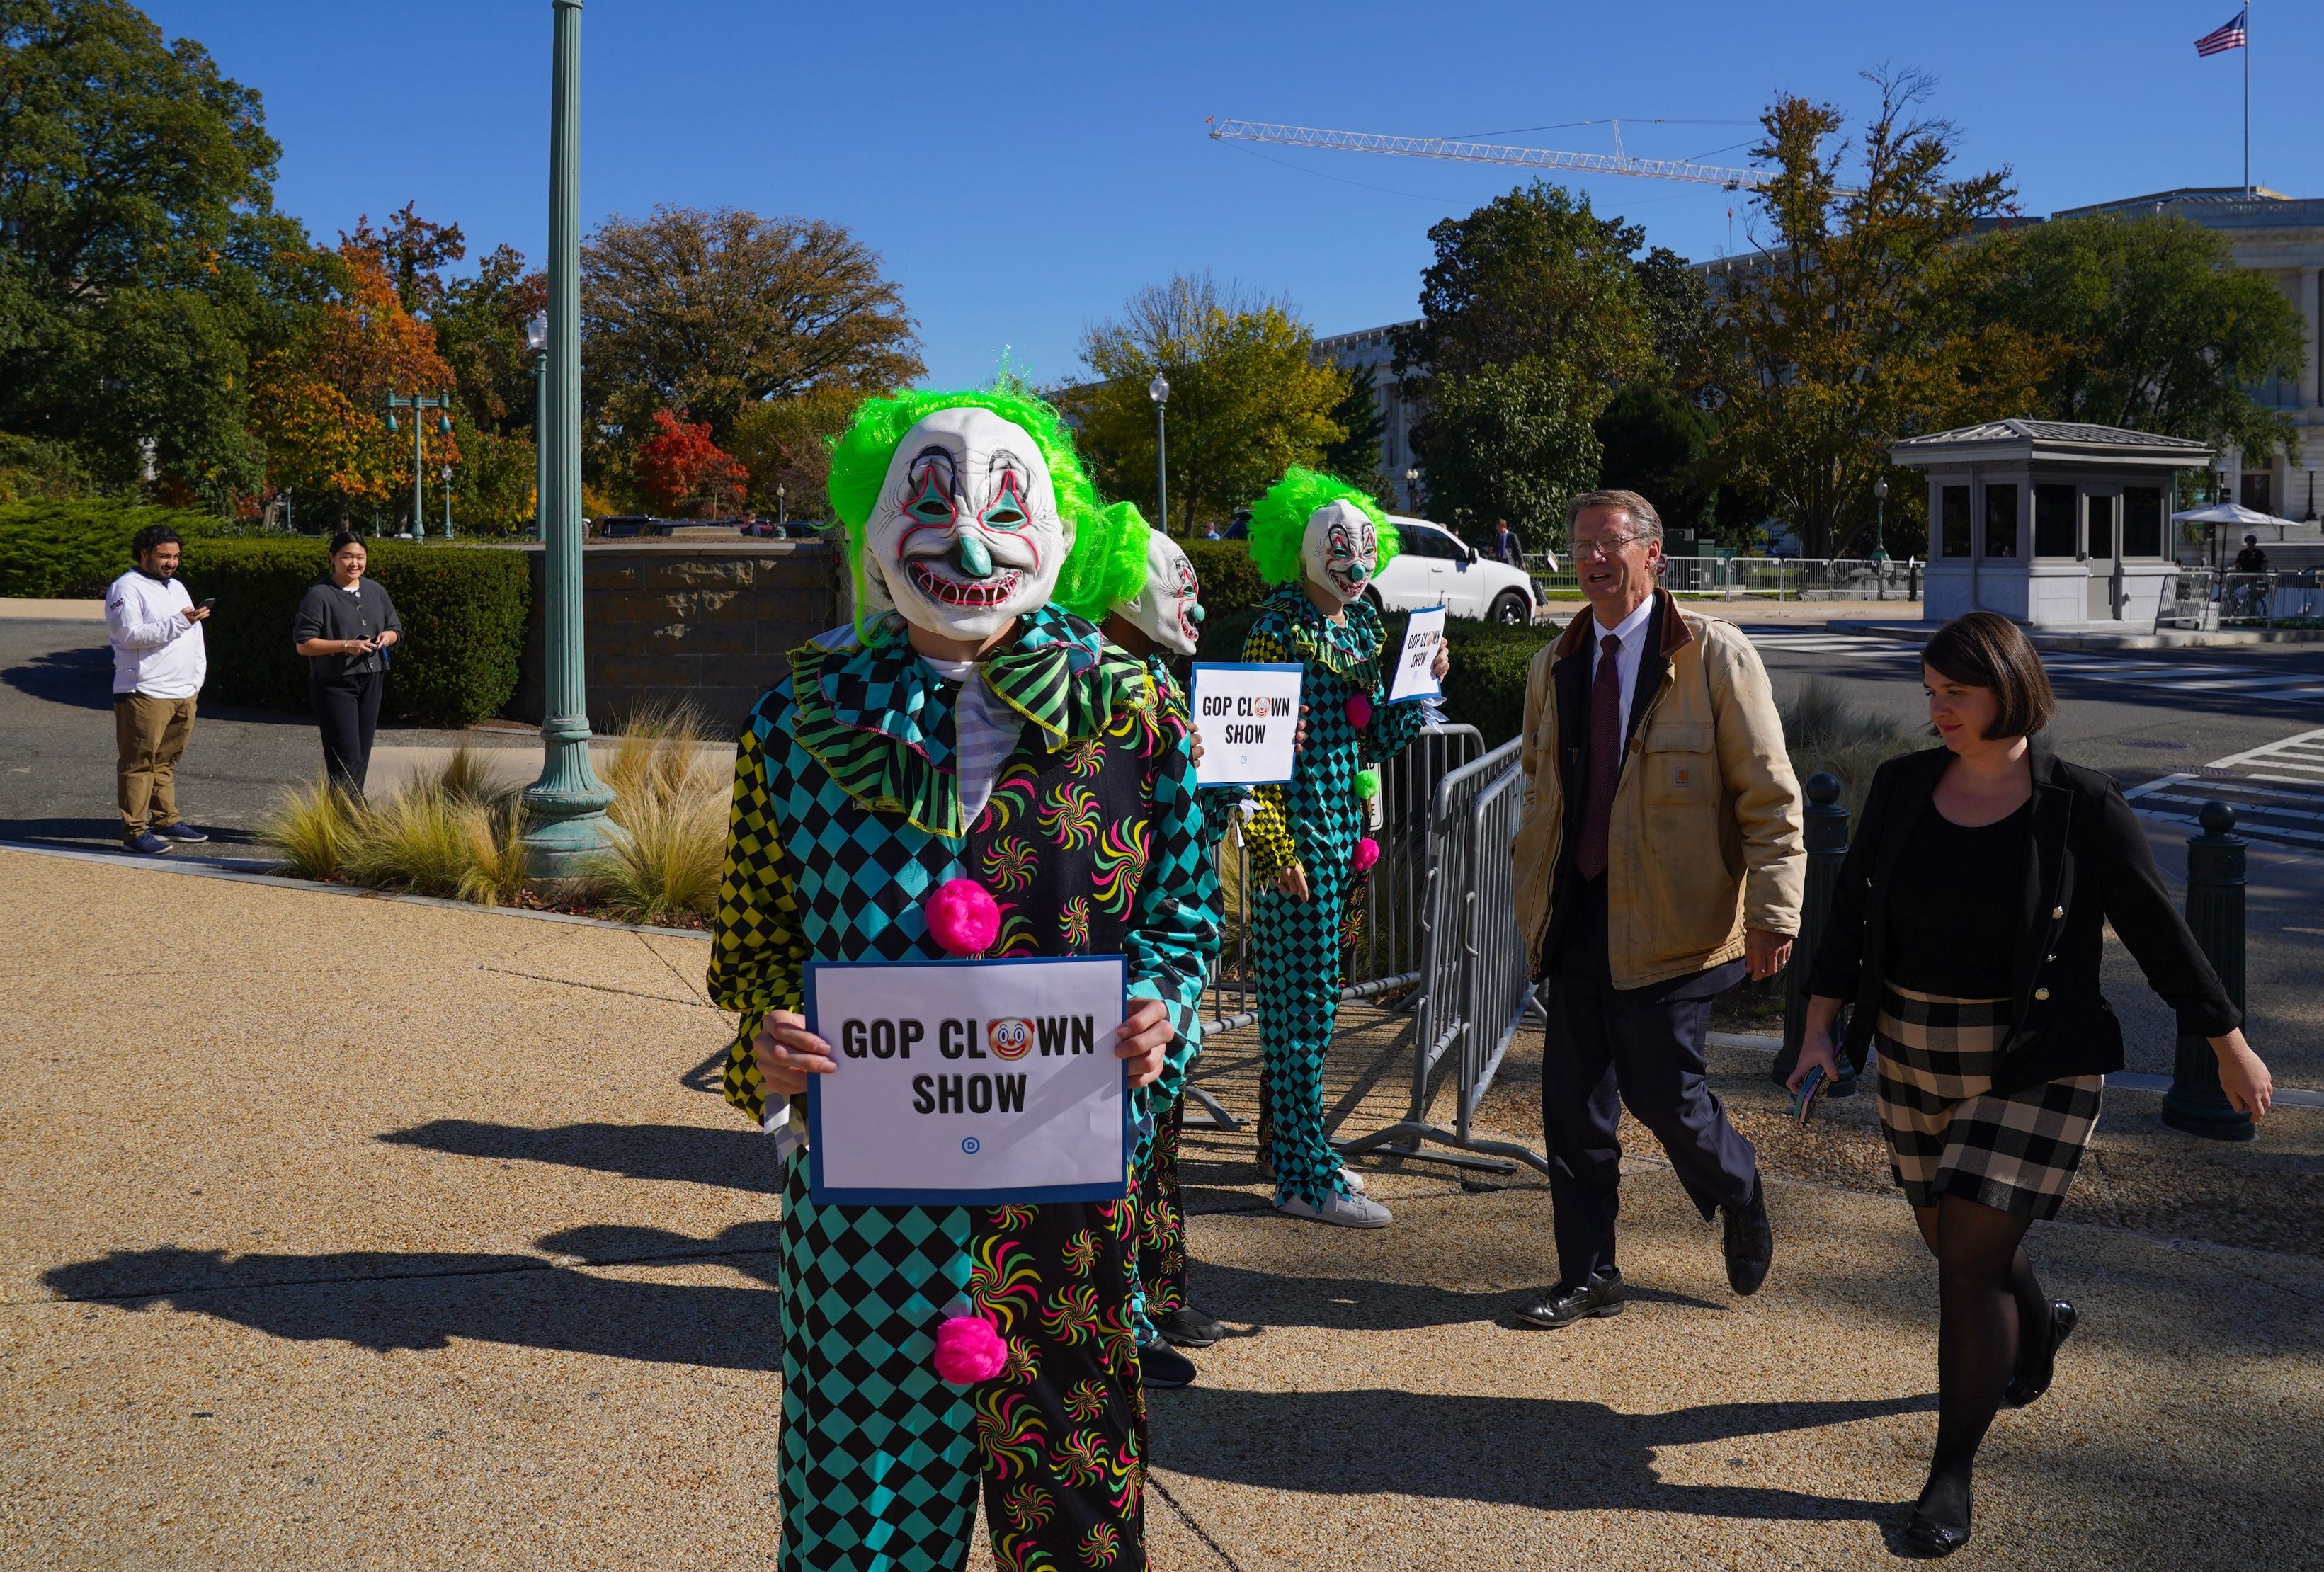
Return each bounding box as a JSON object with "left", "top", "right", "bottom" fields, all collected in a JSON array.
[
  {"left": 1275, "top": 1190, "right": 1392, "bottom": 1229},
  {"left": 1340, "top": 1167, "right": 1368, "bottom": 1194}
]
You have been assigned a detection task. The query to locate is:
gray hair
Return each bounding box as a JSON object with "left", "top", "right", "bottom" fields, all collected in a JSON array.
[{"left": 1566, "top": 488, "right": 1663, "bottom": 545}]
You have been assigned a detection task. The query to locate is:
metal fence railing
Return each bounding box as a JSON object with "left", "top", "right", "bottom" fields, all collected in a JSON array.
[
  {"left": 1333, "top": 736, "right": 1554, "bottom": 1178},
  {"left": 2155, "top": 569, "right": 2324, "bottom": 631},
  {"left": 1524, "top": 554, "right": 1924, "bottom": 604},
  {"left": 1184, "top": 724, "right": 1483, "bottom": 1132}
]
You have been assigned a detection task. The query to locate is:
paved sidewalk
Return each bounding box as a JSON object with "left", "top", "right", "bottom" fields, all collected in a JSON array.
[{"left": 4, "top": 850, "right": 2319, "bottom": 1569}]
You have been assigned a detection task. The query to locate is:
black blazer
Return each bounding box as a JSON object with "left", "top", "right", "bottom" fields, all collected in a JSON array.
[{"left": 1806, "top": 743, "right": 2240, "bottom": 1095}]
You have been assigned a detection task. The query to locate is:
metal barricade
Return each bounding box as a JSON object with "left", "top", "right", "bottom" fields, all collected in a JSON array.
[
  {"left": 1335, "top": 736, "right": 1554, "bottom": 1177},
  {"left": 1185, "top": 724, "right": 1483, "bottom": 1132},
  {"left": 2154, "top": 569, "right": 2218, "bottom": 632}
]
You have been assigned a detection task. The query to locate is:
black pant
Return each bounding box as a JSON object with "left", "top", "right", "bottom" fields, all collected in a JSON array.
[
  {"left": 1539, "top": 877, "right": 1758, "bottom": 1287},
  {"left": 312, "top": 673, "right": 382, "bottom": 792}
]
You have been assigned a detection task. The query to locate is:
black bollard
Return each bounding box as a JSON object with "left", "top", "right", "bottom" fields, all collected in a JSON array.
[
  {"left": 1775, "top": 771, "right": 1855, "bottom": 1095},
  {"left": 2161, "top": 801, "right": 2255, "bottom": 1142}
]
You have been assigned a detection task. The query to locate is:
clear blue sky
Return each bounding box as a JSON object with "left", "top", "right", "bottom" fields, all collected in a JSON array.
[{"left": 147, "top": 1, "right": 2324, "bottom": 391}]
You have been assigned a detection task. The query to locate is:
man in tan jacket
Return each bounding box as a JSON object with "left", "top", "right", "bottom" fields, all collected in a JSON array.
[{"left": 1510, "top": 491, "right": 1804, "bottom": 1331}]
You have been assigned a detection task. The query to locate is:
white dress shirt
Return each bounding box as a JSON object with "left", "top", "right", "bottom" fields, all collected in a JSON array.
[
  {"left": 920, "top": 655, "right": 1025, "bottom": 824},
  {"left": 104, "top": 569, "right": 206, "bottom": 699},
  {"left": 1586, "top": 594, "right": 1656, "bottom": 732}
]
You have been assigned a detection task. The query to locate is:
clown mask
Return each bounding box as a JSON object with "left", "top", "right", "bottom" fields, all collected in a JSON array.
[
  {"left": 864, "top": 406, "right": 1069, "bottom": 641},
  {"left": 1120, "top": 532, "right": 1205, "bottom": 657},
  {"left": 1301, "top": 499, "right": 1379, "bottom": 603}
]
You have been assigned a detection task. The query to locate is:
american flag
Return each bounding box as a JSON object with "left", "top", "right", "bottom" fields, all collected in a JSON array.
[{"left": 2194, "top": 11, "right": 2248, "bottom": 57}]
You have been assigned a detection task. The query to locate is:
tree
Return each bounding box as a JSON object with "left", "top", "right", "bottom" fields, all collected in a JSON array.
[
  {"left": 0, "top": 0, "right": 321, "bottom": 504},
  {"left": 346, "top": 203, "right": 465, "bottom": 318},
  {"left": 633, "top": 409, "right": 748, "bottom": 517},
  {"left": 248, "top": 241, "right": 459, "bottom": 526},
  {"left": 1712, "top": 69, "right": 2055, "bottom": 558},
  {"left": 1058, "top": 273, "right": 1347, "bottom": 535},
  {"left": 1970, "top": 213, "right": 2303, "bottom": 461},
  {"left": 1631, "top": 245, "right": 1728, "bottom": 403},
  {"left": 1410, "top": 358, "right": 1600, "bottom": 549},
  {"left": 580, "top": 205, "right": 922, "bottom": 462},
  {"left": 728, "top": 385, "right": 857, "bottom": 520},
  {"left": 1594, "top": 385, "right": 1715, "bottom": 538},
  {"left": 1320, "top": 372, "right": 1387, "bottom": 492}
]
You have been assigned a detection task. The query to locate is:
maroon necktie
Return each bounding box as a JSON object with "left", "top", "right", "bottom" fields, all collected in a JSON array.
[{"left": 1575, "top": 633, "right": 1623, "bottom": 882}]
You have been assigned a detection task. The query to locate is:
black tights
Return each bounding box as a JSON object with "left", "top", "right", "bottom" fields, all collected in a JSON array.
[{"left": 1910, "top": 1197, "right": 2051, "bottom": 1524}]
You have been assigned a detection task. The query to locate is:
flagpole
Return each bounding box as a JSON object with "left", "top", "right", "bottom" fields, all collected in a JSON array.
[{"left": 2243, "top": 3, "right": 2251, "bottom": 196}]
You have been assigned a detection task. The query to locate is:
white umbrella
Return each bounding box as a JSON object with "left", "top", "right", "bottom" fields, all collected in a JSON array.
[{"left": 2170, "top": 501, "right": 2302, "bottom": 530}]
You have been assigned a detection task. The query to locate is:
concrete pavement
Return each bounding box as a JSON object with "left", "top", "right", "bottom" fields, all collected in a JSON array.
[{"left": 6, "top": 848, "right": 2320, "bottom": 1569}]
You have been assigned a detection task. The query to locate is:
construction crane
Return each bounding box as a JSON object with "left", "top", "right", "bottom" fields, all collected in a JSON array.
[{"left": 1207, "top": 118, "right": 1786, "bottom": 193}]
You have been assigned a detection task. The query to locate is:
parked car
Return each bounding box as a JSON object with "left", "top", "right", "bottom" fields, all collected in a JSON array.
[
  {"left": 1371, "top": 515, "right": 1538, "bottom": 623},
  {"left": 595, "top": 515, "right": 672, "bottom": 539}
]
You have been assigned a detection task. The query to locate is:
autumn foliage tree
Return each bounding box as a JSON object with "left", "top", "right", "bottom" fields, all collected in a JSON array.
[
  {"left": 249, "top": 241, "right": 459, "bottom": 526},
  {"left": 633, "top": 410, "right": 748, "bottom": 517}
]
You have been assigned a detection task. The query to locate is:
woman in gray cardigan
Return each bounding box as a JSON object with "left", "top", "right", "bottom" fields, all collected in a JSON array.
[{"left": 291, "top": 532, "right": 404, "bottom": 792}]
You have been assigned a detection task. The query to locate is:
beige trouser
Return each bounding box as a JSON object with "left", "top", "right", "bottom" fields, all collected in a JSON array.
[{"left": 114, "top": 693, "right": 198, "bottom": 834}]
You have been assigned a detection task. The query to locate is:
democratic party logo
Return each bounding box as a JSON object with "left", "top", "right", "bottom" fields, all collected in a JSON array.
[{"left": 987, "top": 1018, "right": 1035, "bottom": 1061}]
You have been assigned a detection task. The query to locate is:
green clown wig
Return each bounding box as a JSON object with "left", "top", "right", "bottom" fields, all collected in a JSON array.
[
  {"left": 824, "top": 388, "right": 1105, "bottom": 637},
  {"left": 1246, "top": 465, "right": 1401, "bottom": 588},
  {"left": 1054, "top": 499, "right": 1154, "bottom": 625}
]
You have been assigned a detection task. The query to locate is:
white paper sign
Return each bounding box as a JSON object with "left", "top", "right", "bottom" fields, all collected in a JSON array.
[
  {"left": 1387, "top": 606, "right": 1447, "bottom": 702},
  {"left": 1190, "top": 662, "right": 1303, "bottom": 786},
  {"left": 804, "top": 956, "right": 1127, "bottom": 1204}
]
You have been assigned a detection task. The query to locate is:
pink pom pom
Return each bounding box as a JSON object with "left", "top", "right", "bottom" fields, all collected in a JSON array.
[
  {"left": 1351, "top": 836, "right": 1381, "bottom": 874},
  {"left": 925, "top": 877, "right": 1001, "bottom": 958},
  {"left": 933, "top": 1314, "right": 1008, "bottom": 1384},
  {"left": 1344, "top": 695, "right": 1373, "bottom": 729}
]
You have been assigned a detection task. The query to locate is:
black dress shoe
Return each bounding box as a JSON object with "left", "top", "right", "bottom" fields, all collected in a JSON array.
[
  {"left": 2005, "top": 1298, "right": 2076, "bottom": 1408},
  {"left": 1156, "top": 1305, "right": 1225, "bottom": 1348},
  {"left": 1903, "top": 1486, "right": 1971, "bottom": 1557},
  {"left": 1513, "top": 1270, "right": 1624, "bottom": 1329},
  {"left": 1139, "top": 1341, "right": 1197, "bottom": 1388},
  {"left": 1721, "top": 1172, "right": 1773, "bottom": 1296}
]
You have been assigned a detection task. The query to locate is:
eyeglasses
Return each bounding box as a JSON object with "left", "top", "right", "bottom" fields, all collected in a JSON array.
[{"left": 1570, "top": 533, "right": 1645, "bottom": 562}]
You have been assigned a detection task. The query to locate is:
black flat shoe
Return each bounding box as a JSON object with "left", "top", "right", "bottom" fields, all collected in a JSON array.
[
  {"left": 1138, "top": 1341, "right": 1197, "bottom": 1389},
  {"left": 1721, "top": 1173, "right": 1773, "bottom": 1296},
  {"left": 1156, "top": 1305, "right": 1225, "bottom": 1348},
  {"left": 1903, "top": 1473, "right": 1971, "bottom": 1557},
  {"left": 2005, "top": 1298, "right": 2077, "bottom": 1408},
  {"left": 1513, "top": 1269, "right": 1624, "bottom": 1329}
]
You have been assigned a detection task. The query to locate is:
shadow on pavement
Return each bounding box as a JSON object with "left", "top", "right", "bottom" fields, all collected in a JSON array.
[
  {"left": 0, "top": 816, "right": 266, "bottom": 848},
  {"left": 1187, "top": 1262, "right": 1726, "bottom": 1332},
  {"left": 1150, "top": 1386, "right": 1925, "bottom": 1522},
  {"left": 40, "top": 1222, "right": 785, "bottom": 1370},
  {"left": 378, "top": 1119, "right": 782, "bottom": 1195},
  {"left": 2, "top": 644, "right": 113, "bottom": 710}
]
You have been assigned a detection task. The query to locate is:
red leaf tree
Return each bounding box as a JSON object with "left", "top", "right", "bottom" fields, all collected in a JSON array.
[{"left": 634, "top": 409, "right": 749, "bottom": 516}]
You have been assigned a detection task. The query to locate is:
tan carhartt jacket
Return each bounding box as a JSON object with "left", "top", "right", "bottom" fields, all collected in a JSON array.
[{"left": 1512, "top": 591, "right": 1804, "bottom": 989}]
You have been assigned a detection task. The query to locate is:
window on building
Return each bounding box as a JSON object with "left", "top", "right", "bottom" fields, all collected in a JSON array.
[
  {"left": 1941, "top": 486, "right": 1971, "bottom": 557},
  {"left": 2240, "top": 472, "right": 2272, "bottom": 515},
  {"left": 2121, "top": 487, "right": 2163, "bottom": 557},
  {"left": 2034, "top": 484, "right": 2078, "bottom": 557},
  {"left": 2086, "top": 494, "right": 2114, "bottom": 559},
  {"left": 1983, "top": 484, "right": 2019, "bottom": 558}
]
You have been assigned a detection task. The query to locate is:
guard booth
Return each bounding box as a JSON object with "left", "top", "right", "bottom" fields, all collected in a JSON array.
[{"left": 1889, "top": 421, "right": 2211, "bottom": 627}]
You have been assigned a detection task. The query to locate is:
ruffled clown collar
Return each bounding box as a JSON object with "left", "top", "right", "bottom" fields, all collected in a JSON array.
[
  {"left": 785, "top": 603, "right": 1156, "bottom": 839},
  {"left": 1259, "top": 582, "right": 1387, "bottom": 688}
]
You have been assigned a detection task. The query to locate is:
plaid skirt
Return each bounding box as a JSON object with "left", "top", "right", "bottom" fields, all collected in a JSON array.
[{"left": 1874, "top": 985, "right": 2104, "bottom": 1221}]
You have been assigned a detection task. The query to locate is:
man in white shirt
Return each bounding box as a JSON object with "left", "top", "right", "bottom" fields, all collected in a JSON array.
[{"left": 104, "top": 525, "right": 212, "bottom": 854}]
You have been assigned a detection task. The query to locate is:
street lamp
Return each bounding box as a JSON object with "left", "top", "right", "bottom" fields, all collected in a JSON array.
[
  {"left": 775, "top": 481, "right": 787, "bottom": 531},
  {"left": 527, "top": 309, "right": 549, "bottom": 542},
  {"left": 383, "top": 389, "right": 454, "bottom": 537},
  {"left": 440, "top": 462, "right": 454, "bottom": 539},
  {"left": 520, "top": 0, "right": 615, "bottom": 877},
  {"left": 1405, "top": 465, "right": 1420, "bottom": 511},
  {"left": 2304, "top": 460, "right": 2318, "bottom": 524},
  {"left": 1149, "top": 371, "right": 1169, "bottom": 535},
  {"left": 1870, "top": 475, "right": 1890, "bottom": 562}
]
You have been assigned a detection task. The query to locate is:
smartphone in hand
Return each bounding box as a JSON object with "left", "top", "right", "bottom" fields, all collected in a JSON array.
[
  {"left": 198, "top": 598, "right": 216, "bottom": 611},
  {"left": 1792, "top": 1064, "right": 1828, "bottom": 1124}
]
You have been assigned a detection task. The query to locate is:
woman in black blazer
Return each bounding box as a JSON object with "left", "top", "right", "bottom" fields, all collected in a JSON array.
[{"left": 1791, "top": 612, "right": 2270, "bottom": 1556}]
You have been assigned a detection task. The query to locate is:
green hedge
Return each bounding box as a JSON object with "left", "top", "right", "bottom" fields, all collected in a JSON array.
[
  {"left": 1185, "top": 540, "right": 1266, "bottom": 615},
  {"left": 0, "top": 501, "right": 237, "bottom": 597},
  {"left": 178, "top": 540, "right": 531, "bottom": 727}
]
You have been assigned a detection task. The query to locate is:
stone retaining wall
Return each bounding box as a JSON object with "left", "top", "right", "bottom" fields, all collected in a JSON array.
[{"left": 508, "top": 540, "right": 845, "bottom": 732}]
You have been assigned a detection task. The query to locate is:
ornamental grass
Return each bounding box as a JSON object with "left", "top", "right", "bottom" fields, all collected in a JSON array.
[
  {"left": 1780, "top": 675, "right": 1918, "bottom": 819},
  {"left": 581, "top": 704, "right": 729, "bottom": 927}
]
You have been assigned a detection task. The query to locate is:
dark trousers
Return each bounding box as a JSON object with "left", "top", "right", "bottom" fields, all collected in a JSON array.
[
  {"left": 1540, "top": 877, "right": 1758, "bottom": 1287},
  {"left": 312, "top": 674, "right": 382, "bottom": 792}
]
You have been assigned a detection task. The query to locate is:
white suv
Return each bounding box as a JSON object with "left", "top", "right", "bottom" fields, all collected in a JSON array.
[{"left": 1371, "top": 516, "right": 1539, "bottom": 623}]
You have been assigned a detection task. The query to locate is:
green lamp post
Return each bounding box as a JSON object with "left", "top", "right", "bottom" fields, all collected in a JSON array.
[
  {"left": 383, "top": 390, "right": 453, "bottom": 538},
  {"left": 520, "top": 0, "right": 615, "bottom": 876},
  {"left": 527, "top": 309, "right": 549, "bottom": 542}
]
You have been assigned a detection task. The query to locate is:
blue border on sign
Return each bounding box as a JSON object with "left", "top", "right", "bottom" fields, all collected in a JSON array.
[
  {"left": 1189, "top": 661, "right": 1304, "bottom": 786},
  {"left": 1386, "top": 607, "right": 1447, "bottom": 702},
  {"left": 803, "top": 955, "right": 1132, "bottom": 1206}
]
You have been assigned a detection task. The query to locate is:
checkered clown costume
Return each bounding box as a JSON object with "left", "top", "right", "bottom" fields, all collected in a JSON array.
[
  {"left": 1235, "top": 470, "right": 1427, "bottom": 1209},
  {"left": 707, "top": 392, "right": 1213, "bottom": 1572}
]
